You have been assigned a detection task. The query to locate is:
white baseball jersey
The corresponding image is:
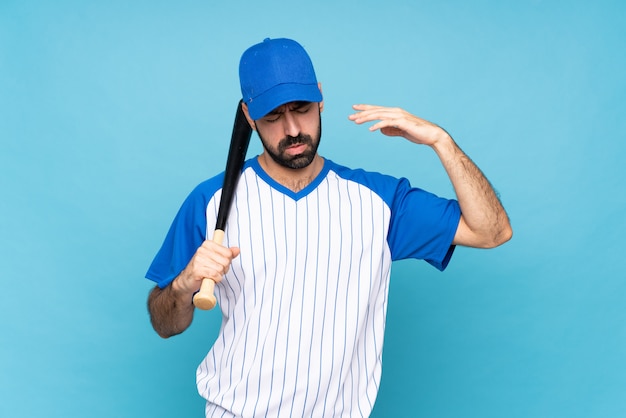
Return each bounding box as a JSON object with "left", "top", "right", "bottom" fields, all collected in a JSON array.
[{"left": 147, "top": 157, "right": 460, "bottom": 417}]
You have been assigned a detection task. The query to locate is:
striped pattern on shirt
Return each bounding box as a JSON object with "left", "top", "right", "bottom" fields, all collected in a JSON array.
[
  {"left": 146, "top": 158, "right": 460, "bottom": 418},
  {"left": 199, "top": 164, "right": 390, "bottom": 417}
]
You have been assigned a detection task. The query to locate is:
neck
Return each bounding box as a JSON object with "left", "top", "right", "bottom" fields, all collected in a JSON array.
[{"left": 258, "top": 154, "right": 324, "bottom": 192}]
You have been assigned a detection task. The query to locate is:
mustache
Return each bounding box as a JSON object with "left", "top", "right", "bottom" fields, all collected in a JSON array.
[{"left": 278, "top": 134, "right": 313, "bottom": 152}]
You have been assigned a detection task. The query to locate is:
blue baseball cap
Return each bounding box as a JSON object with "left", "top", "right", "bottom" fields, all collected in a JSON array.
[{"left": 239, "top": 38, "right": 323, "bottom": 120}]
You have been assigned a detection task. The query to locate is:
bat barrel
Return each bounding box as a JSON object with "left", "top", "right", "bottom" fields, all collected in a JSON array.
[
  {"left": 215, "top": 103, "right": 251, "bottom": 231},
  {"left": 193, "top": 101, "right": 252, "bottom": 310}
]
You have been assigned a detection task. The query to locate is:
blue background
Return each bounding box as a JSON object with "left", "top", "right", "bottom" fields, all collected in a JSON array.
[{"left": 2, "top": 1, "right": 625, "bottom": 417}]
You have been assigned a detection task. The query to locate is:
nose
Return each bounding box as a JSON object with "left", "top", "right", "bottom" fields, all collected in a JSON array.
[{"left": 282, "top": 110, "right": 300, "bottom": 137}]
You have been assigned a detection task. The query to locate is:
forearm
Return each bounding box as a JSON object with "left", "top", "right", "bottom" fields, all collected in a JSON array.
[
  {"left": 147, "top": 277, "right": 195, "bottom": 338},
  {"left": 432, "top": 134, "right": 512, "bottom": 248}
]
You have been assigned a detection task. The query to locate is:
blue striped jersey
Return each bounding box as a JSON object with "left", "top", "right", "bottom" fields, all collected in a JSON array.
[{"left": 146, "top": 158, "right": 460, "bottom": 417}]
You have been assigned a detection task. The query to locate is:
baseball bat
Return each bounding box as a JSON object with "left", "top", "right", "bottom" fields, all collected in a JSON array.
[{"left": 193, "top": 100, "right": 252, "bottom": 310}]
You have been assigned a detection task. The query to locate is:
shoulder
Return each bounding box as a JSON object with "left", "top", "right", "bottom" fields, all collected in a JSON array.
[
  {"left": 325, "top": 159, "right": 393, "bottom": 181},
  {"left": 177, "top": 176, "right": 222, "bottom": 214},
  {"left": 324, "top": 159, "right": 408, "bottom": 206},
  {"left": 185, "top": 159, "right": 256, "bottom": 203}
]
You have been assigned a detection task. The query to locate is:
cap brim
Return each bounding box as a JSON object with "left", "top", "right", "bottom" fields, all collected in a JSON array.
[{"left": 247, "top": 83, "right": 323, "bottom": 120}]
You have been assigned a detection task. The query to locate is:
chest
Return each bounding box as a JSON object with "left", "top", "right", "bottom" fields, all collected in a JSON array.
[{"left": 222, "top": 174, "right": 391, "bottom": 264}]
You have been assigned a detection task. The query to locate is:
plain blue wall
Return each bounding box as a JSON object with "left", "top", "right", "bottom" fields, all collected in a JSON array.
[{"left": 2, "top": 0, "right": 625, "bottom": 417}]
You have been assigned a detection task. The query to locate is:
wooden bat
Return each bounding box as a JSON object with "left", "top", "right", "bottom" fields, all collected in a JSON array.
[{"left": 193, "top": 100, "right": 252, "bottom": 310}]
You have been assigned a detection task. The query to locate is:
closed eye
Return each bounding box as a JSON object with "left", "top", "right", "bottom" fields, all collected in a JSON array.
[
  {"left": 263, "top": 114, "right": 281, "bottom": 123},
  {"left": 261, "top": 101, "right": 314, "bottom": 123}
]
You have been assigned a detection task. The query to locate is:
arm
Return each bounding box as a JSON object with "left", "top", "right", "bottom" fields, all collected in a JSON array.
[
  {"left": 147, "top": 240, "right": 240, "bottom": 338},
  {"left": 431, "top": 136, "right": 512, "bottom": 248},
  {"left": 349, "top": 104, "right": 512, "bottom": 248}
]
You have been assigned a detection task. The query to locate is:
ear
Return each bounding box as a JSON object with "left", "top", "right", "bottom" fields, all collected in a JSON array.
[
  {"left": 318, "top": 82, "right": 324, "bottom": 113},
  {"left": 241, "top": 102, "right": 257, "bottom": 131}
]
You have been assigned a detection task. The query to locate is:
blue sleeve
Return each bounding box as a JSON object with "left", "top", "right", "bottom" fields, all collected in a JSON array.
[
  {"left": 387, "top": 177, "right": 461, "bottom": 270},
  {"left": 145, "top": 178, "right": 221, "bottom": 288}
]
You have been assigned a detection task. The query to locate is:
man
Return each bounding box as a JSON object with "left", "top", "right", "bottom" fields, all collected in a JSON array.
[{"left": 146, "top": 38, "right": 512, "bottom": 417}]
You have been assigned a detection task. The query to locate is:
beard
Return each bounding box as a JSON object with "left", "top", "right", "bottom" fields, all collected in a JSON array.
[{"left": 257, "top": 113, "right": 322, "bottom": 169}]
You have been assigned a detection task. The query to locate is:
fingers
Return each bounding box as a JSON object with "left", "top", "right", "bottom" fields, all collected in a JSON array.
[
  {"left": 349, "top": 104, "right": 416, "bottom": 139},
  {"left": 348, "top": 104, "right": 448, "bottom": 146},
  {"left": 349, "top": 104, "right": 402, "bottom": 126},
  {"left": 198, "top": 240, "right": 240, "bottom": 279},
  {"left": 180, "top": 241, "right": 240, "bottom": 292},
  {"left": 350, "top": 104, "right": 411, "bottom": 128}
]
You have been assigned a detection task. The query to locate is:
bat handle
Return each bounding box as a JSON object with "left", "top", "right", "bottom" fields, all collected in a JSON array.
[{"left": 192, "top": 229, "right": 225, "bottom": 310}]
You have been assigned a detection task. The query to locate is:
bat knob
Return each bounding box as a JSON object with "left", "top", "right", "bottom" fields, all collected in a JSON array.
[
  {"left": 193, "top": 278, "right": 217, "bottom": 310},
  {"left": 193, "top": 293, "right": 217, "bottom": 310}
]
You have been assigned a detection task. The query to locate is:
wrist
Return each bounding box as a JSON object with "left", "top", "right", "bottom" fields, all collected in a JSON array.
[
  {"left": 171, "top": 272, "right": 195, "bottom": 300},
  {"left": 430, "top": 131, "right": 456, "bottom": 156}
]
